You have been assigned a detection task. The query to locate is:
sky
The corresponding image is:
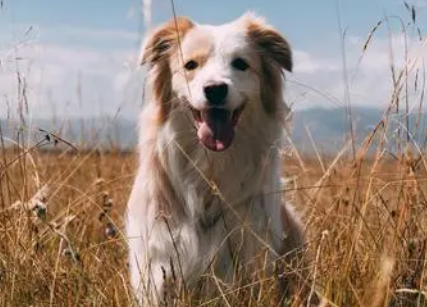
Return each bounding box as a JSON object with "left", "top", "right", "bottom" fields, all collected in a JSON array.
[{"left": 1, "top": 0, "right": 427, "bottom": 120}]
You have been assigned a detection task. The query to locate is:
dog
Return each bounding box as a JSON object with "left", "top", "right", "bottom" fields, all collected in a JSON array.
[{"left": 126, "top": 12, "right": 309, "bottom": 306}]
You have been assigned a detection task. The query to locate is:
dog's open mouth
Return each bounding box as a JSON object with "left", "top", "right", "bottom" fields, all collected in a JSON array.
[{"left": 190, "top": 105, "right": 244, "bottom": 152}]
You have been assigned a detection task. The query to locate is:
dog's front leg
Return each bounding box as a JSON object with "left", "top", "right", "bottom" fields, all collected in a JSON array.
[
  {"left": 128, "top": 223, "right": 184, "bottom": 306},
  {"left": 127, "top": 216, "right": 160, "bottom": 306}
]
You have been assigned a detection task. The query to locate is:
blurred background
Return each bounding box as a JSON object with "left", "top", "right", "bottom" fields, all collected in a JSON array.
[{"left": 1, "top": 0, "right": 427, "bottom": 152}]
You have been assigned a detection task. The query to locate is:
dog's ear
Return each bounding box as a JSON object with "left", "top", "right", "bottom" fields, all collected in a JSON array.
[
  {"left": 243, "top": 13, "right": 292, "bottom": 72},
  {"left": 241, "top": 13, "right": 292, "bottom": 116},
  {"left": 140, "top": 16, "right": 194, "bottom": 65},
  {"left": 139, "top": 17, "right": 194, "bottom": 125}
]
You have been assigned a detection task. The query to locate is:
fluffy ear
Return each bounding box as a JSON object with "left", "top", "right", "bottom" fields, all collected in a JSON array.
[
  {"left": 244, "top": 13, "right": 292, "bottom": 72},
  {"left": 139, "top": 17, "right": 194, "bottom": 125},
  {"left": 140, "top": 16, "right": 194, "bottom": 65},
  {"left": 242, "top": 13, "right": 292, "bottom": 116}
]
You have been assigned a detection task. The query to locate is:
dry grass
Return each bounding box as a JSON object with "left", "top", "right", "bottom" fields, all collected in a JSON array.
[
  {"left": 0, "top": 147, "right": 135, "bottom": 306},
  {"left": 1, "top": 2, "right": 427, "bottom": 306},
  {"left": 1, "top": 138, "right": 427, "bottom": 306}
]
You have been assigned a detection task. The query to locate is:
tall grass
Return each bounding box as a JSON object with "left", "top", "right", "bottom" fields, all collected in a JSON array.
[{"left": 1, "top": 2, "right": 427, "bottom": 306}]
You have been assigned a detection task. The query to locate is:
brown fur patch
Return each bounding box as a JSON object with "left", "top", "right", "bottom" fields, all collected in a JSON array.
[
  {"left": 246, "top": 21, "right": 292, "bottom": 72},
  {"left": 170, "top": 30, "right": 213, "bottom": 83},
  {"left": 246, "top": 20, "right": 292, "bottom": 116},
  {"left": 141, "top": 16, "right": 194, "bottom": 65},
  {"left": 141, "top": 17, "right": 194, "bottom": 124},
  {"left": 178, "top": 53, "right": 209, "bottom": 81}
]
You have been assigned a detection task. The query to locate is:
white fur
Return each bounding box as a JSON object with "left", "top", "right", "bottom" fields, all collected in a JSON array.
[{"left": 126, "top": 13, "right": 306, "bottom": 306}]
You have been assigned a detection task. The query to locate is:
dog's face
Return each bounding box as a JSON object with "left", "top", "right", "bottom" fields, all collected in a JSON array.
[{"left": 141, "top": 13, "right": 292, "bottom": 152}]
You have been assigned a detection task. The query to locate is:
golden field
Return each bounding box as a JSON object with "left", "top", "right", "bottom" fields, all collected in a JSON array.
[
  {"left": 1, "top": 137, "right": 427, "bottom": 306},
  {"left": 1, "top": 2, "right": 426, "bottom": 306}
]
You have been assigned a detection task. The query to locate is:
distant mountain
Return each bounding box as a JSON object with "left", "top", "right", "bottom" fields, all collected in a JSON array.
[
  {"left": 292, "top": 106, "right": 427, "bottom": 153},
  {"left": 0, "top": 116, "right": 138, "bottom": 151},
  {"left": 291, "top": 107, "right": 381, "bottom": 153},
  {"left": 1, "top": 107, "right": 426, "bottom": 153}
]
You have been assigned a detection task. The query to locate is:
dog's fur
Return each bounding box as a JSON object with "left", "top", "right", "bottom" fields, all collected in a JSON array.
[{"left": 126, "top": 13, "right": 308, "bottom": 306}]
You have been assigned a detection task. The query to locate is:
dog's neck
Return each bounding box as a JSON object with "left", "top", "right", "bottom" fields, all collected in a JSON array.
[
  {"left": 136, "top": 95, "right": 287, "bottom": 223},
  {"left": 147, "top": 101, "right": 285, "bottom": 223}
]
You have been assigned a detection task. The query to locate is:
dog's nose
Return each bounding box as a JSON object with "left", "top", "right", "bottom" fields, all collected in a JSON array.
[{"left": 204, "top": 83, "right": 228, "bottom": 105}]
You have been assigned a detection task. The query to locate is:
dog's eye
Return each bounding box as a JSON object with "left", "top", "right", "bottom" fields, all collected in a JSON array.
[
  {"left": 184, "top": 60, "right": 198, "bottom": 71},
  {"left": 231, "top": 58, "right": 249, "bottom": 71}
]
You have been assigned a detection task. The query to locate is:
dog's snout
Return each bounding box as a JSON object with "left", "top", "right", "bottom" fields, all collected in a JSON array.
[{"left": 204, "top": 83, "right": 228, "bottom": 105}]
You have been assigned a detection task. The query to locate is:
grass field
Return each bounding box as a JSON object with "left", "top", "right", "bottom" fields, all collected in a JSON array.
[
  {"left": 1, "top": 134, "right": 427, "bottom": 306},
  {"left": 1, "top": 2, "right": 427, "bottom": 306}
]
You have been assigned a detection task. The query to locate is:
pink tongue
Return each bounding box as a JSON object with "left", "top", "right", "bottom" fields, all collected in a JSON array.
[{"left": 197, "top": 109, "right": 235, "bottom": 152}]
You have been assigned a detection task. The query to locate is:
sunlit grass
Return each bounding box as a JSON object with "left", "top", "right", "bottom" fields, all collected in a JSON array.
[{"left": 1, "top": 1, "right": 427, "bottom": 306}]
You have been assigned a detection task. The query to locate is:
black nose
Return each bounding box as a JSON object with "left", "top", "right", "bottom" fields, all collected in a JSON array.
[{"left": 204, "top": 83, "right": 228, "bottom": 105}]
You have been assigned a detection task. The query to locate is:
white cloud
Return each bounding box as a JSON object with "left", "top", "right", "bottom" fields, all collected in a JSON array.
[
  {"left": 288, "top": 32, "right": 427, "bottom": 112},
  {"left": 0, "top": 35, "right": 141, "bottom": 119},
  {"left": 294, "top": 50, "right": 340, "bottom": 74}
]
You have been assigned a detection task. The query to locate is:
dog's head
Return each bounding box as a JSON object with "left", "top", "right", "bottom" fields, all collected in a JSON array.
[{"left": 141, "top": 13, "right": 292, "bottom": 152}]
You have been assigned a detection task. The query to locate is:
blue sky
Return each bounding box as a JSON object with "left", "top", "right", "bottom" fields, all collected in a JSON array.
[
  {"left": 1, "top": 0, "right": 426, "bottom": 119},
  {"left": 5, "top": 0, "right": 425, "bottom": 50}
]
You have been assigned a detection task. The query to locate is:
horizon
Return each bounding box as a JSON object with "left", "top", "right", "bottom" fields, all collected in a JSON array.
[{"left": 2, "top": 106, "right": 426, "bottom": 154}]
